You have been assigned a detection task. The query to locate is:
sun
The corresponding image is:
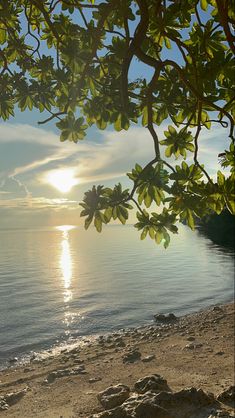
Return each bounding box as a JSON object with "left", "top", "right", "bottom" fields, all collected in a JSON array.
[{"left": 47, "top": 169, "right": 79, "bottom": 193}]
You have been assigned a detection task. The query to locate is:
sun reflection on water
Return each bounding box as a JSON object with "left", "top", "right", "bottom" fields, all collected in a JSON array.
[{"left": 56, "top": 225, "right": 76, "bottom": 303}]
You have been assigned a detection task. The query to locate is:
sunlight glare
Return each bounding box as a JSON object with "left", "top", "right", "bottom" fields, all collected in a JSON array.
[
  {"left": 56, "top": 225, "right": 76, "bottom": 233},
  {"left": 47, "top": 169, "right": 79, "bottom": 193},
  {"left": 58, "top": 225, "right": 74, "bottom": 302}
]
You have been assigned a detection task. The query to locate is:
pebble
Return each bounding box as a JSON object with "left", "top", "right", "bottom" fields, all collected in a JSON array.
[
  {"left": 89, "top": 377, "right": 102, "bottom": 384},
  {"left": 142, "top": 355, "right": 156, "bottom": 363},
  {"left": 122, "top": 349, "right": 141, "bottom": 364}
]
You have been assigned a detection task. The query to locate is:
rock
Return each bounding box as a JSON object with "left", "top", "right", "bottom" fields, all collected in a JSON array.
[
  {"left": 92, "top": 386, "right": 217, "bottom": 418},
  {"left": 97, "top": 384, "right": 130, "bottom": 410},
  {"left": 154, "top": 387, "right": 215, "bottom": 409},
  {"left": 8, "top": 357, "right": 18, "bottom": 364},
  {"left": 45, "top": 366, "right": 86, "bottom": 383},
  {"left": 24, "top": 367, "right": 33, "bottom": 373},
  {"left": 115, "top": 338, "right": 126, "bottom": 348},
  {"left": 209, "top": 411, "right": 234, "bottom": 418},
  {"left": 0, "top": 398, "right": 9, "bottom": 411},
  {"left": 135, "top": 400, "right": 174, "bottom": 418},
  {"left": 154, "top": 313, "right": 178, "bottom": 323},
  {"left": 184, "top": 342, "right": 203, "bottom": 350},
  {"left": 93, "top": 392, "right": 173, "bottom": 418},
  {"left": 90, "top": 406, "right": 125, "bottom": 418},
  {"left": 217, "top": 386, "right": 235, "bottom": 407},
  {"left": 73, "top": 359, "right": 83, "bottom": 365},
  {"left": 0, "top": 388, "right": 27, "bottom": 410},
  {"left": 184, "top": 343, "right": 196, "bottom": 350},
  {"left": 141, "top": 355, "right": 156, "bottom": 363},
  {"left": 186, "top": 336, "right": 195, "bottom": 341},
  {"left": 123, "top": 349, "right": 141, "bottom": 364},
  {"left": 89, "top": 377, "right": 102, "bottom": 383},
  {"left": 212, "top": 306, "right": 223, "bottom": 312},
  {"left": 69, "top": 347, "right": 80, "bottom": 354},
  {"left": 5, "top": 388, "right": 27, "bottom": 406},
  {"left": 134, "top": 375, "right": 170, "bottom": 394}
]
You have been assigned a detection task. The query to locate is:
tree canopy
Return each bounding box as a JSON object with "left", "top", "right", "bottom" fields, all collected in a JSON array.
[{"left": 0, "top": 0, "right": 234, "bottom": 247}]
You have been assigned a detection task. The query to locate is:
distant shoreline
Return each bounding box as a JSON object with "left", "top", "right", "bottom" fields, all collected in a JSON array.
[{"left": 0, "top": 301, "right": 234, "bottom": 417}]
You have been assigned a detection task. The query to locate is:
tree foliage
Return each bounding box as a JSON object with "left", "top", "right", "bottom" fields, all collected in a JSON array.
[{"left": 0, "top": 0, "right": 234, "bottom": 246}]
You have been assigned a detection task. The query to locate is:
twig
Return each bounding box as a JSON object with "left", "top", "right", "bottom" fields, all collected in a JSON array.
[
  {"left": 38, "top": 111, "right": 66, "bottom": 124},
  {"left": 193, "top": 102, "right": 213, "bottom": 184}
]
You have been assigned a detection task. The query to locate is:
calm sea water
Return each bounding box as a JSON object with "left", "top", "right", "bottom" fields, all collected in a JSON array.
[{"left": 0, "top": 225, "right": 234, "bottom": 368}]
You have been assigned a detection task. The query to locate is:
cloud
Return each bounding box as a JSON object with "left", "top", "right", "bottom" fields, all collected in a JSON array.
[
  {"left": 1, "top": 121, "right": 229, "bottom": 185},
  {"left": 0, "top": 121, "right": 231, "bottom": 224},
  {"left": 0, "top": 196, "right": 78, "bottom": 209},
  {"left": 39, "top": 126, "right": 158, "bottom": 187},
  {"left": 1, "top": 122, "right": 158, "bottom": 197},
  {"left": 0, "top": 123, "right": 60, "bottom": 146}
]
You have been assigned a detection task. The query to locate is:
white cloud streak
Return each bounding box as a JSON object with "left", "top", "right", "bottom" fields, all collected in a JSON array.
[{"left": 0, "top": 196, "right": 78, "bottom": 210}]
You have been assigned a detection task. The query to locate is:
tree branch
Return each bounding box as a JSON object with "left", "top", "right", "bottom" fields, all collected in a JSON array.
[
  {"left": 121, "top": 0, "right": 149, "bottom": 111},
  {"left": 193, "top": 102, "right": 213, "bottom": 184},
  {"left": 215, "top": 0, "right": 235, "bottom": 54},
  {"left": 147, "top": 67, "right": 162, "bottom": 159}
]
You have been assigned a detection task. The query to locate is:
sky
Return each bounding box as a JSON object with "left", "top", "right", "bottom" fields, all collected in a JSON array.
[{"left": 0, "top": 107, "right": 230, "bottom": 229}]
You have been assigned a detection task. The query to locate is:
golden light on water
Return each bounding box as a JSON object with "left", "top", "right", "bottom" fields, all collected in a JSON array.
[
  {"left": 57, "top": 225, "right": 76, "bottom": 233},
  {"left": 56, "top": 225, "right": 76, "bottom": 303},
  {"left": 61, "top": 239, "right": 72, "bottom": 289}
]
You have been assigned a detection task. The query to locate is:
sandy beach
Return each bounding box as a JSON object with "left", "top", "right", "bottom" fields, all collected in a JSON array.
[{"left": 0, "top": 302, "right": 234, "bottom": 418}]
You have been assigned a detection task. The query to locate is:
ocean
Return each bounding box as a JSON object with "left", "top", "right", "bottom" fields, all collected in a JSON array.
[{"left": 0, "top": 224, "right": 234, "bottom": 369}]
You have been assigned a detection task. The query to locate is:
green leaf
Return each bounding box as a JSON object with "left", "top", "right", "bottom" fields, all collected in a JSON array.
[
  {"left": 96, "top": 118, "right": 107, "bottom": 130},
  {"left": 155, "top": 232, "right": 163, "bottom": 244},
  {"left": 187, "top": 210, "right": 195, "bottom": 230},
  {"left": 164, "top": 37, "right": 171, "bottom": 49},
  {"left": 165, "top": 146, "right": 172, "bottom": 157},
  {"left": 200, "top": 0, "right": 208, "bottom": 11},
  {"left": 141, "top": 228, "right": 148, "bottom": 240},
  {"left": 168, "top": 125, "right": 176, "bottom": 134},
  {"left": 226, "top": 198, "right": 235, "bottom": 214},
  {"left": 0, "top": 28, "right": 7, "bottom": 44},
  {"left": 217, "top": 171, "right": 225, "bottom": 187},
  {"left": 113, "top": 206, "right": 118, "bottom": 220},
  {"left": 94, "top": 215, "right": 102, "bottom": 232},
  {"left": 185, "top": 143, "right": 195, "bottom": 152},
  {"left": 114, "top": 114, "right": 122, "bottom": 131},
  {"left": 149, "top": 227, "right": 155, "bottom": 239},
  {"left": 104, "top": 207, "right": 113, "bottom": 222},
  {"left": 163, "top": 232, "right": 170, "bottom": 249},
  {"left": 142, "top": 106, "right": 148, "bottom": 126},
  {"left": 85, "top": 217, "right": 92, "bottom": 230},
  {"left": 153, "top": 188, "right": 162, "bottom": 206},
  {"left": 144, "top": 192, "right": 152, "bottom": 208}
]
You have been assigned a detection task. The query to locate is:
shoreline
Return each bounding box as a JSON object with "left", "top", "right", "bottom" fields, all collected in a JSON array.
[
  {"left": 0, "top": 301, "right": 234, "bottom": 417},
  {"left": 1, "top": 297, "right": 234, "bottom": 372}
]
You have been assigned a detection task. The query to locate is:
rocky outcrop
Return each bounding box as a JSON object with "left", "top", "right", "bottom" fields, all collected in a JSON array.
[
  {"left": 153, "top": 387, "right": 215, "bottom": 409},
  {"left": 97, "top": 384, "right": 130, "bottom": 409},
  {"left": 134, "top": 374, "right": 170, "bottom": 394},
  {"left": 91, "top": 376, "right": 220, "bottom": 418}
]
